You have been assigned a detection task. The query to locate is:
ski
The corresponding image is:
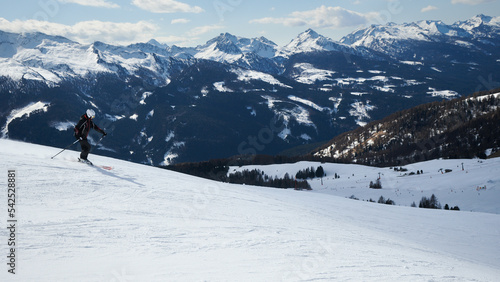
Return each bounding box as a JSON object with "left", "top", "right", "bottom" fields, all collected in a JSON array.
[
  {"left": 78, "top": 158, "right": 94, "bottom": 166},
  {"left": 99, "top": 165, "right": 113, "bottom": 171},
  {"left": 78, "top": 158, "right": 113, "bottom": 170}
]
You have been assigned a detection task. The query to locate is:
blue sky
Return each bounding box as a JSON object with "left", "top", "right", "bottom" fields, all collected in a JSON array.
[{"left": 1, "top": 0, "right": 499, "bottom": 46}]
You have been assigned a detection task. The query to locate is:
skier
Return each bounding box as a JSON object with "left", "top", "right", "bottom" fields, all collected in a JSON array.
[{"left": 74, "top": 109, "right": 107, "bottom": 164}]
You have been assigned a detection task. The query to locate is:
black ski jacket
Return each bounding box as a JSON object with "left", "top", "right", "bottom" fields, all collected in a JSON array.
[{"left": 74, "top": 114, "right": 105, "bottom": 140}]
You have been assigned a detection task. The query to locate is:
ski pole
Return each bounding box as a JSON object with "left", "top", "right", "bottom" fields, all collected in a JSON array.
[
  {"left": 89, "top": 134, "right": 106, "bottom": 154},
  {"left": 51, "top": 139, "right": 80, "bottom": 159}
]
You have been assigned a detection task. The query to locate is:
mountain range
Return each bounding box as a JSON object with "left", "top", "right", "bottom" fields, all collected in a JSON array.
[{"left": 1, "top": 14, "right": 499, "bottom": 165}]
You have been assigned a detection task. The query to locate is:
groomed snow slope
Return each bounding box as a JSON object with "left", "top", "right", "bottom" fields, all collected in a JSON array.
[{"left": 1, "top": 139, "right": 499, "bottom": 281}]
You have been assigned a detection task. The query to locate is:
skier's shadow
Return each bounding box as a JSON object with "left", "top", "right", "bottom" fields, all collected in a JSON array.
[{"left": 92, "top": 166, "right": 145, "bottom": 187}]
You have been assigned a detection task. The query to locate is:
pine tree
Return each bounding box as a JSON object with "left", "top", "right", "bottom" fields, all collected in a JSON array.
[
  {"left": 378, "top": 196, "right": 385, "bottom": 204},
  {"left": 316, "top": 166, "right": 325, "bottom": 178},
  {"left": 385, "top": 198, "right": 395, "bottom": 205},
  {"left": 419, "top": 194, "right": 441, "bottom": 209},
  {"left": 430, "top": 194, "right": 441, "bottom": 209}
]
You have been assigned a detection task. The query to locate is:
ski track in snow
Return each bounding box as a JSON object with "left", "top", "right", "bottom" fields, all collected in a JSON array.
[{"left": 0, "top": 139, "right": 499, "bottom": 281}]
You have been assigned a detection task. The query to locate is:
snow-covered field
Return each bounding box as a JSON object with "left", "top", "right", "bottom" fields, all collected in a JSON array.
[
  {"left": 231, "top": 158, "right": 500, "bottom": 214},
  {"left": 1, "top": 139, "right": 499, "bottom": 281}
]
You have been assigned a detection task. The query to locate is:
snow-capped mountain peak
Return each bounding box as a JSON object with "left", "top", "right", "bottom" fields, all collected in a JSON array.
[
  {"left": 340, "top": 22, "right": 438, "bottom": 48},
  {"left": 341, "top": 14, "right": 500, "bottom": 49},
  {"left": 300, "top": 28, "right": 321, "bottom": 39},
  {"left": 239, "top": 36, "right": 278, "bottom": 58},
  {"left": 204, "top": 32, "right": 239, "bottom": 50},
  {"left": 194, "top": 32, "right": 278, "bottom": 61},
  {"left": 279, "top": 28, "right": 345, "bottom": 56},
  {"left": 455, "top": 14, "right": 500, "bottom": 38},
  {"left": 146, "top": 38, "right": 168, "bottom": 49},
  {"left": 257, "top": 35, "right": 277, "bottom": 46},
  {"left": 195, "top": 33, "right": 243, "bottom": 62},
  {"left": 460, "top": 14, "right": 493, "bottom": 29},
  {"left": 0, "top": 30, "right": 75, "bottom": 54}
]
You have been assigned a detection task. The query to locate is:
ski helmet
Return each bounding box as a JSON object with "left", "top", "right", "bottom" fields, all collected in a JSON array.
[{"left": 86, "top": 109, "right": 96, "bottom": 119}]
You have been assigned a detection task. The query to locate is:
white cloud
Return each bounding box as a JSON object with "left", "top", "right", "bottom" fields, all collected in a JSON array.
[
  {"left": 155, "top": 35, "right": 200, "bottom": 47},
  {"left": 0, "top": 18, "right": 158, "bottom": 45},
  {"left": 250, "top": 6, "right": 379, "bottom": 29},
  {"left": 451, "top": 0, "right": 495, "bottom": 4},
  {"left": 58, "top": 0, "right": 120, "bottom": 8},
  {"left": 251, "top": 17, "right": 306, "bottom": 27},
  {"left": 155, "top": 35, "right": 188, "bottom": 43},
  {"left": 421, "top": 5, "right": 439, "bottom": 12},
  {"left": 187, "top": 24, "right": 225, "bottom": 37},
  {"left": 171, "top": 18, "right": 191, "bottom": 24},
  {"left": 132, "top": 0, "right": 203, "bottom": 13}
]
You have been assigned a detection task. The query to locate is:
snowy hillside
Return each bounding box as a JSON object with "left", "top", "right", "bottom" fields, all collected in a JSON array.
[
  {"left": 230, "top": 157, "right": 500, "bottom": 214},
  {"left": 312, "top": 90, "right": 500, "bottom": 166},
  {"left": 1, "top": 139, "right": 499, "bottom": 281}
]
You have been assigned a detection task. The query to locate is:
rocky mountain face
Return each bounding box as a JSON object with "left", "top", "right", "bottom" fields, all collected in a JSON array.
[{"left": 1, "top": 15, "right": 499, "bottom": 165}]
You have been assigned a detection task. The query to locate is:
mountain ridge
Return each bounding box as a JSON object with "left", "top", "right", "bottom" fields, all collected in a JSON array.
[
  {"left": 1, "top": 14, "right": 499, "bottom": 165},
  {"left": 340, "top": 14, "right": 500, "bottom": 60},
  {"left": 312, "top": 88, "right": 500, "bottom": 166},
  {"left": 1, "top": 14, "right": 498, "bottom": 85}
]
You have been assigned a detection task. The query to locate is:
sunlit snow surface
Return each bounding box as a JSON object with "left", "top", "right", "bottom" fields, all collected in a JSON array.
[
  {"left": 1, "top": 101, "right": 50, "bottom": 138},
  {"left": 0, "top": 139, "right": 499, "bottom": 281},
  {"left": 261, "top": 95, "right": 317, "bottom": 139},
  {"left": 231, "top": 68, "right": 291, "bottom": 88},
  {"left": 427, "top": 88, "right": 460, "bottom": 99},
  {"left": 292, "top": 63, "right": 336, "bottom": 84}
]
